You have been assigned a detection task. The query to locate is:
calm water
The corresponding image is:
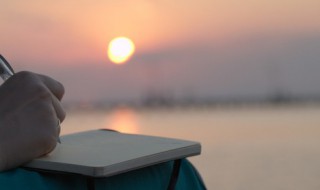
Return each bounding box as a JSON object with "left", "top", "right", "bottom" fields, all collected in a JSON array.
[{"left": 61, "top": 104, "right": 320, "bottom": 190}]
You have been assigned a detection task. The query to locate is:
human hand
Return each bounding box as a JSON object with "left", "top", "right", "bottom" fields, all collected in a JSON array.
[{"left": 0, "top": 71, "right": 65, "bottom": 171}]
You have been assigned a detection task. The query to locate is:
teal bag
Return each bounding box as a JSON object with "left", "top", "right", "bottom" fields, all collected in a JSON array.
[{"left": 0, "top": 159, "right": 206, "bottom": 190}]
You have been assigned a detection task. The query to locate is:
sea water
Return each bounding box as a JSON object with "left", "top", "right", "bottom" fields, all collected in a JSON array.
[{"left": 61, "top": 104, "right": 320, "bottom": 190}]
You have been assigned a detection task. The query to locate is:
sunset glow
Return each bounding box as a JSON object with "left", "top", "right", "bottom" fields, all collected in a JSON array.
[
  {"left": 107, "top": 37, "right": 135, "bottom": 64},
  {"left": 104, "top": 107, "right": 139, "bottom": 134},
  {"left": 1, "top": 0, "right": 320, "bottom": 104}
]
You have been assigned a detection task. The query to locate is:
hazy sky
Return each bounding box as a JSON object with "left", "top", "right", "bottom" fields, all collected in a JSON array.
[{"left": 1, "top": 0, "right": 320, "bottom": 103}]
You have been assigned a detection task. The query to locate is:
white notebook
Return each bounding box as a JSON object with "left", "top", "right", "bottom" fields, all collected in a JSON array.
[{"left": 23, "top": 129, "right": 201, "bottom": 177}]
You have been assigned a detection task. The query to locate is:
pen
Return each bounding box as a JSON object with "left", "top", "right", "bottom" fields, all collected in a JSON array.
[
  {"left": 0, "top": 54, "right": 15, "bottom": 80},
  {"left": 0, "top": 54, "right": 61, "bottom": 143}
]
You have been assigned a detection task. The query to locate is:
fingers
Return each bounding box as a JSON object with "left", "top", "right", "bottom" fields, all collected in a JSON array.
[
  {"left": 37, "top": 73, "right": 66, "bottom": 122},
  {"left": 7, "top": 71, "right": 65, "bottom": 100},
  {"left": 38, "top": 73, "right": 66, "bottom": 123},
  {"left": 0, "top": 71, "right": 65, "bottom": 169},
  {"left": 36, "top": 73, "right": 65, "bottom": 100},
  {"left": 52, "top": 95, "right": 66, "bottom": 122},
  {"left": 13, "top": 71, "right": 66, "bottom": 122},
  {"left": 57, "top": 119, "right": 61, "bottom": 137}
]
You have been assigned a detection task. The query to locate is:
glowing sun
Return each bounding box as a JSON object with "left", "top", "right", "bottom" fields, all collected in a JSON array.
[{"left": 108, "top": 37, "right": 135, "bottom": 64}]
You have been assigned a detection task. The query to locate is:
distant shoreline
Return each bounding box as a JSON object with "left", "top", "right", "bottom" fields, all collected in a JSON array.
[{"left": 63, "top": 96, "right": 320, "bottom": 111}]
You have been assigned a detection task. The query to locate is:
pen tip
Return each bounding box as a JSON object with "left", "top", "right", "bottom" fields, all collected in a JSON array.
[{"left": 0, "top": 55, "right": 15, "bottom": 74}]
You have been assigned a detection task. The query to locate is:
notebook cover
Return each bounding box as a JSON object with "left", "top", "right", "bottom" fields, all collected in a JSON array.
[{"left": 23, "top": 130, "right": 201, "bottom": 177}]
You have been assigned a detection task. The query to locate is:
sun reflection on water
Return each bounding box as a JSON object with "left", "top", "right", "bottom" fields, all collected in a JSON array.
[{"left": 104, "top": 107, "right": 140, "bottom": 134}]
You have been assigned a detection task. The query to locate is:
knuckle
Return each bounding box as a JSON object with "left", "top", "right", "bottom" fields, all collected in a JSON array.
[
  {"left": 38, "top": 133, "right": 57, "bottom": 154},
  {"left": 58, "top": 82, "right": 65, "bottom": 94},
  {"left": 15, "top": 71, "right": 51, "bottom": 99},
  {"left": 31, "top": 83, "right": 51, "bottom": 100},
  {"left": 54, "top": 81, "right": 65, "bottom": 100},
  {"left": 60, "top": 110, "right": 67, "bottom": 122},
  {"left": 15, "top": 71, "right": 36, "bottom": 81}
]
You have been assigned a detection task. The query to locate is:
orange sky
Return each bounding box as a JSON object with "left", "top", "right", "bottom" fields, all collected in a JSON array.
[
  {"left": 1, "top": 0, "right": 320, "bottom": 103},
  {"left": 1, "top": 0, "right": 319, "bottom": 65}
]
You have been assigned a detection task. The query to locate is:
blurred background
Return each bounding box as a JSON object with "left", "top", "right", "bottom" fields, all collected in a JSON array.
[{"left": 1, "top": 0, "right": 320, "bottom": 189}]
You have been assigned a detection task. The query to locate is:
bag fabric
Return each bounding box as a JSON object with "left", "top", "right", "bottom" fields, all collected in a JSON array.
[{"left": 0, "top": 159, "right": 206, "bottom": 190}]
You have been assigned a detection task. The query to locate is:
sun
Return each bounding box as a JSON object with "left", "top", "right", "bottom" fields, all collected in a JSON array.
[{"left": 108, "top": 37, "right": 135, "bottom": 64}]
